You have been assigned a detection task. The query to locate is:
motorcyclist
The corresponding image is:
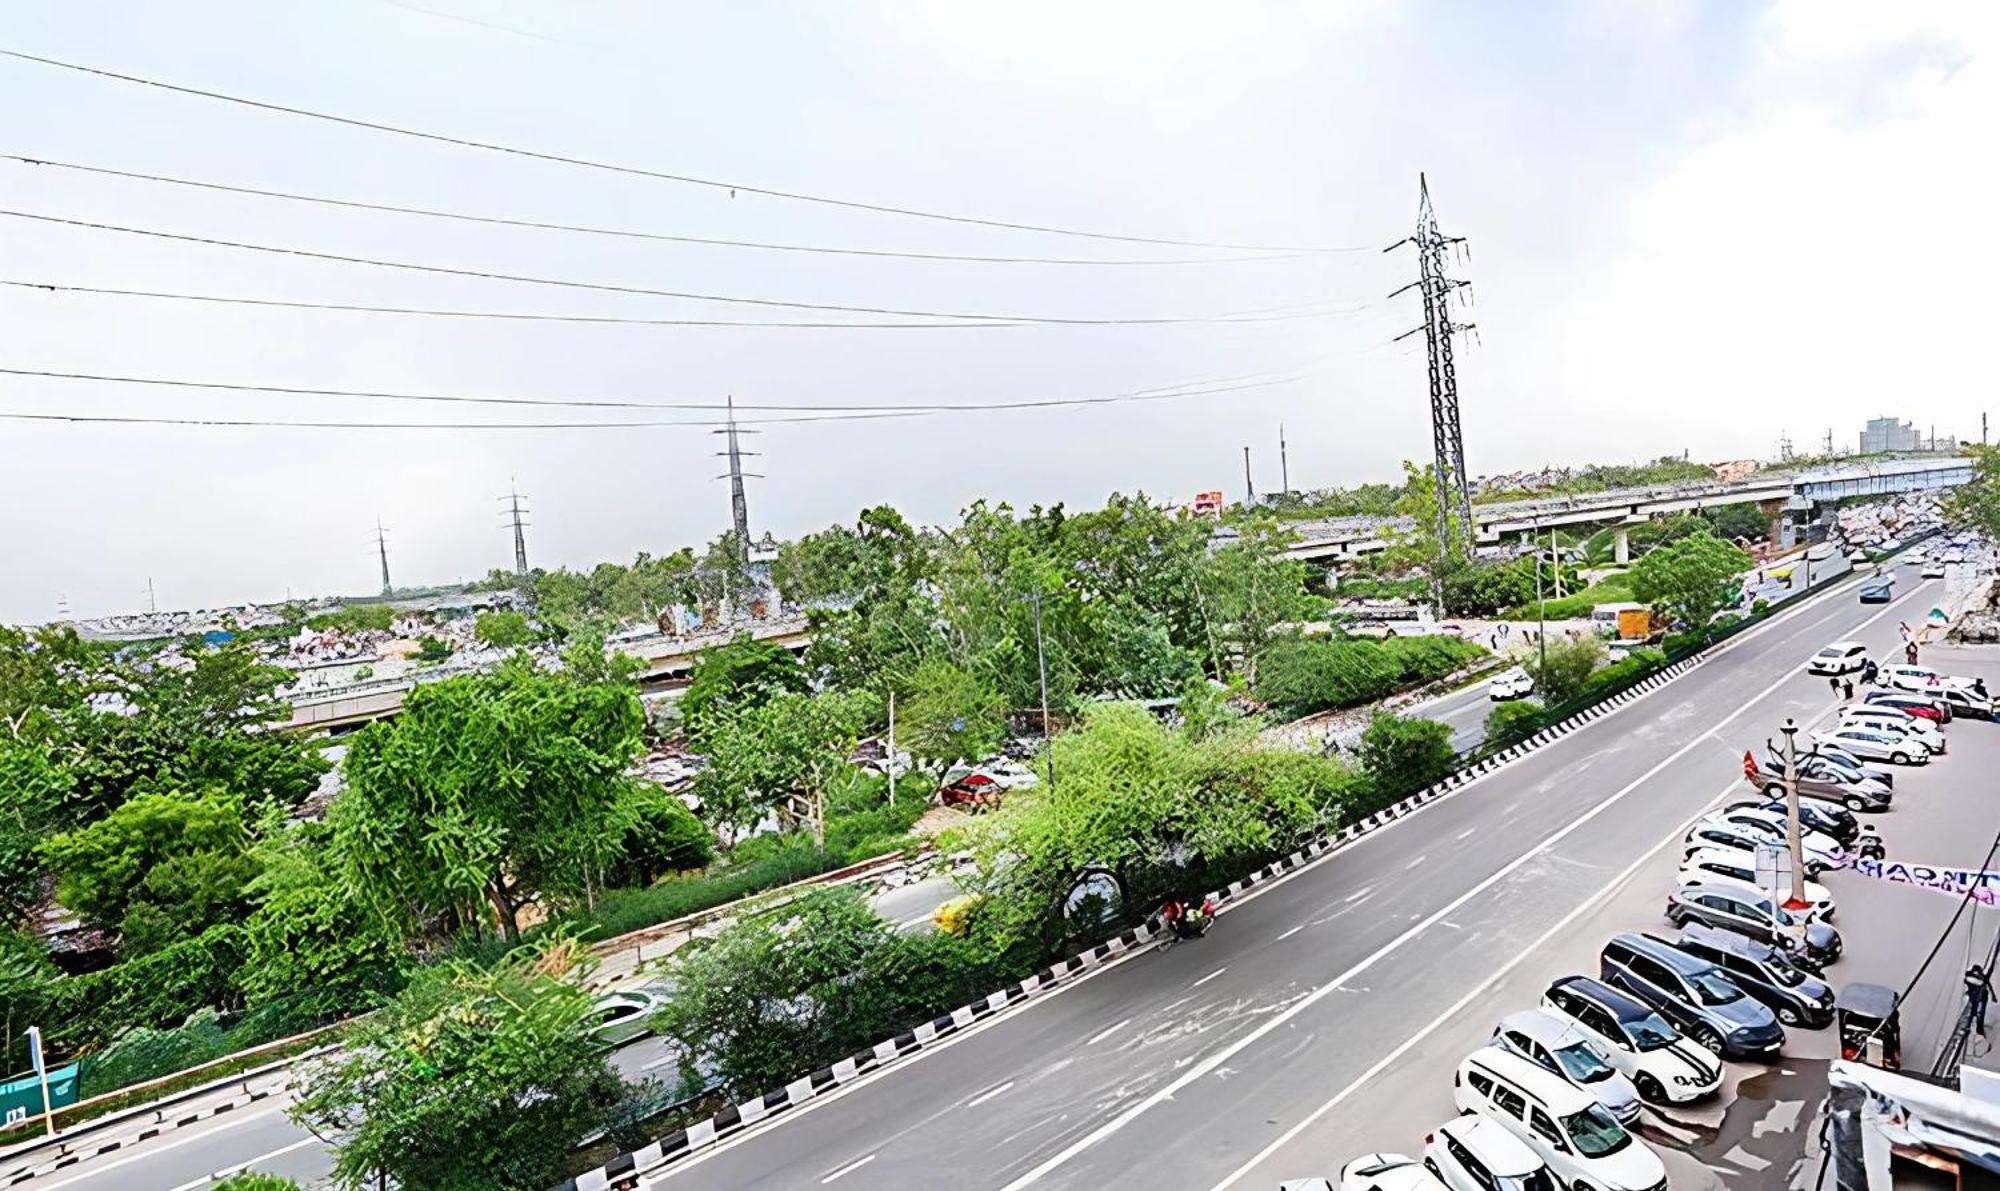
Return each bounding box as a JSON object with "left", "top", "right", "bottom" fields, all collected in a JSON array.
[{"left": 1172, "top": 894, "right": 1218, "bottom": 939}]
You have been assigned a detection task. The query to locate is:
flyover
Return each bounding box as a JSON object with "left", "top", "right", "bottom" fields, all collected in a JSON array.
[{"left": 1285, "top": 455, "right": 1972, "bottom": 564}]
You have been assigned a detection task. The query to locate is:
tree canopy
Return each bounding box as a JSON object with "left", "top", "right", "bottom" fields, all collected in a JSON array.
[{"left": 1628, "top": 529, "right": 1752, "bottom": 630}]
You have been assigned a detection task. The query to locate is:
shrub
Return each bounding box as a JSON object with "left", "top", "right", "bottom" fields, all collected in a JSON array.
[
  {"left": 1751, "top": 598, "right": 1771, "bottom": 616},
  {"left": 474, "top": 610, "right": 535, "bottom": 649},
  {"left": 45, "top": 925, "right": 246, "bottom": 1054},
  {"left": 213, "top": 1176, "right": 302, "bottom": 1191},
  {"left": 414, "top": 635, "right": 453, "bottom": 663},
  {"left": 1255, "top": 634, "right": 1483, "bottom": 720},
  {"left": 1484, "top": 700, "right": 1545, "bottom": 748},
  {"left": 1356, "top": 713, "right": 1456, "bottom": 804},
  {"left": 1523, "top": 636, "right": 1605, "bottom": 705}
]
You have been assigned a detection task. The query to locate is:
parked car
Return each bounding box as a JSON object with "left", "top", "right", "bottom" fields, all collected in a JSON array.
[
  {"left": 1673, "top": 923, "right": 1834, "bottom": 1028},
  {"left": 1702, "top": 806, "right": 1843, "bottom": 860},
  {"left": 1420, "top": 1116, "right": 1555, "bottom": 1191},
  {"left": 1879, "top": 664, "right": 1986, "bottom": 698},
  {"left": 1922, "top": 561, "right": 1947, "bottom": 579},
  {"left": 1861, "top": 689, "right": 1949, "bottom": 723},
  {"left": 1835, "top": 706, "right": 1945, "bottom": 754},
  {"left": 588, "top": 986, "right": 667, "bottom": 1048},
  {"left": 1745, "top": 755, "right": 1891, "bottom": 813},
  {"left": 1451, "top": 1049, "right": 1668, "bottom": 1191},
  {"left": 1807, "top": 641, "right": 1870, "bottom": 676},
  {"left": 1798, "top": 743, "right": 1895, "bottom": 789},
  {"left": 1809, "top": 725, "right": 1930, "bottom": 765},
  {"left": 1489, "top": 669, "right": 1535, "bottom": 701},
  {"left": 1335, "top": 1153, "right": 1452, "bottom": 1191},
  {"left": 1679, "top": 849, "right": 1836, "bottom": 920},
  {"left": 1540, "top": 976, "right": 1723, "bottom": 1105},
  {"left": 1859, "top": 577, "right": 1895, "bottom": 603},
  {"left": 1599, "top": 932, "right": 1785, "bottom": 1059},
  {"left": 1685, "top": 819, "right": 1837, "bottom": 878},
  {"left": 1730, "top": 792, "right": 1861, "bottom": 846},
  {"left": 1667, "top": 882, "right": 1842, "bottom": 968},
  {"left": 1490, "top": 1009, "right": 1641, "bottom": 1126}
]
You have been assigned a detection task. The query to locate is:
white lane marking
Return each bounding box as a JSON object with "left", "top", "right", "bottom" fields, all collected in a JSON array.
[
  {"left": 170, "top": 1136, "right": 319, "bottom": 1190},
  {"left": 648, "top": 568, "right": 1915, "bottom": 1184},
  {"left": 967, "top": 1080, "right": 1016, "bottom": 1109},
  {"left": 1404, "top": 854, "right": 1427, "bottom": 870},
  {"left": 1276, "top": 924, "right": 1305, "bottom": 941},
  {"left": 1343, "top": 886, "right": 1374, "bottom": 904},
  {"left": 1190, "top": 967, "right": 1228, "bottom": 988},
  {"left": 38, "top": 1106, "right": 289, "bottom": 1190},
  {"left": 1455, "top": 827, "right": 1477, "bottom": 841},
  {"left": 1207, "top": 778, "right": 1743, "bottom": 1190},
  {"left": 821, "top": 1154, "right": 876, "bottom": 1183},
  {"left": 1085, "top": 1017, "right": 1132, "bottom": 1047},
  {"left": 995, "top": 584, "right": 1936, "bottom": 1191},
  {"left": 642, "top": 1053, "right": 677, "bottom": 1071}
]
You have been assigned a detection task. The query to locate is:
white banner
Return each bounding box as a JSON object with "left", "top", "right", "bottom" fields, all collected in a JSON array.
[{"left": 1845, "top": 857, "right": 2000, "bottom": 905}]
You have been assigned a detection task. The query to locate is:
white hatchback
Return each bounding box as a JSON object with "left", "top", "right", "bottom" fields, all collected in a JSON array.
[
  {"left": 1836, "top": 706, "right": 1945, "bottom": 754},
  {"left": 1681, "top": 848, "right": 1837, "bottom": 919},
  {"left": 1807, "top": 641, "right": 1868, "bottom": 676},
  {"left": 1421, "top": 1115, "right": 1555, "bottom": 1191},
  {"left": 1489, "top": 669, "right": 1535, "bottom": 701},
  {"left": 1809, "top": 725, "right": 1931, "bottom": 765}
]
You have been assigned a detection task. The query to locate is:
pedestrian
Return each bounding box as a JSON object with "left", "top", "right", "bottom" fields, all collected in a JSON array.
[
  {"left": 1907, "top": 641, "right": 1920, "bottom": 666},
  {"left": 1843, "top": 678, "right": 1856, "bottom": 700},
  {"left": 1863, "top": 658, "right": 1880, "bottom": 685},
  {"left": 1829, "top": 676, "right": 1842, "bottom": 700}
]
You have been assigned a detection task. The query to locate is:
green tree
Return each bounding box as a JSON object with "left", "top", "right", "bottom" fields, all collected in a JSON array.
[
  {"left": 603, "top": 785, "right": 714, "bottom": 888},
  {"left": 680, "top": 633, "right": 809, "bottom": 732},
  {"left": 1441, "top": 559, "right": 1538, "bottom": 617},
  {"left": 691, "top": 689, "right": 878, "bottom": 846},
  {"left": 1193, "top": 516, "right": 1314, "bottom": 682},
  {"left": 1356, "top": 713, "right": 1456, "bottom": 802},
  {"left": 0, "top": 930, "right": 57, "bottom": 1073},
  {"left": 1947, "top": 445, "right": 2000, "bottom": 540},
  {"left": 306, "top": 604, "right": 395, "bottom": 634},
  {"left": 414, "top": 635, "right": 453, "bottom": 663},
  {"left": 37, "top": 788, "right": 254, "bottom": 936},
  {"left": 332, "top": 657, "right": 648, "bottom": 941},
  {"left": 1523, "top": 634, "right": 1606, "bottom": 705},
  {"left": 473, "top": 610, "right": 535, "bottom": 648},
  {"left": 1703, "top": 501, "right": 1771, "bottom": 543},
  {"left": 1628, "top": 529, "right": 1752, "bottom": 630},
  {"left": 1483, "top": 699, "right": 1546, "bottom": 748},
  {"left": 238, "top": 818, "right": 407, "bottom": 1016},
  {"left": 0, "top": 741, "right": 73, "bottom": 922},
  {"left": 290, "top": 941, "right": 623, "bottom": 1191},
  {"left": 896, "top": 657, "right": 1009, "bottom": 778}
]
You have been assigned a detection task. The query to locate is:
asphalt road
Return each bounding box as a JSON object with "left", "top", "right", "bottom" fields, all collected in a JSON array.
[
  {"left": 647, "top": 557, "right": 1946, "bottom": 1191},
  {"left": 1411, "top": 679, "right": 1496, "bottom": 753}
]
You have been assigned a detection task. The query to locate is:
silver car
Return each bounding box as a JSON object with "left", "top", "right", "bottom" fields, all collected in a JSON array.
[{"left": 1490, "top": 1009, "right": 1642, "bottom": 1125}]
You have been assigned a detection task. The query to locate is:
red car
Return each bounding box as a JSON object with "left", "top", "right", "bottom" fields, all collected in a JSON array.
[{"left": 1860, "top": 690, "right": 1948, "bottom": 723}]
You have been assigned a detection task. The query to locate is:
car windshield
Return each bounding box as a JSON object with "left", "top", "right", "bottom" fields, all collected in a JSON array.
[
  {"left": 1561, "top": 1105, "right": 1633, "bottom": 1157},
  {"left": 1626, "top": 1012, "right": 1678, "bottom": 1050},
  {"left": 1495, "top": 1172, "right": 1558, "bottom": 1191},
  {"left": 1765, "top": 953, "right": 1807, "bottom": 986},
  {"left": 1552, "top": 1040, "right": 1615, "bottom": 1083},
  {"left": 1689, "top": 970, "right": 1743, "bottom": 1005}
]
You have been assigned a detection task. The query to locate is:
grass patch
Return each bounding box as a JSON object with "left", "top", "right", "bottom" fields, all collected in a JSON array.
[{"left": 1502, "top": 583, "right": 1635, "bottom": 621}]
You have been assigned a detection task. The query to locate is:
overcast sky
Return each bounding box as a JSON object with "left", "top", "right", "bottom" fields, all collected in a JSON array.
[{"left": 0, "top": 1, "right": 1992, "bottom": 622}]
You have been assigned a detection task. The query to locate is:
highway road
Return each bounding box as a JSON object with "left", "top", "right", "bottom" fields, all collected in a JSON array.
[
  {"left": 645, "top": 557, "right": 1945, "bottom": 1190},
  {"left": 1412, "top": 678, "right": 1497, "bottom": 752}
]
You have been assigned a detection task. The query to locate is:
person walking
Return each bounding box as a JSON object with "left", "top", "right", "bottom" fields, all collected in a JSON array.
[
  {"left": 1829, "top": 676, "right": 1842, "bottom": 700},
  {"left": 1906, "top": 640, "right": 1920, "bottom": 666},
  {"left": 1842, "top": 678, "right": 1856, "bottom": 700}
]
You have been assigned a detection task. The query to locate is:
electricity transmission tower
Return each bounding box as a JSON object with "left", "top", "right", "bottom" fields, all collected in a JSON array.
[
  {"left": 374, "top": 517, "right": 392, "bottom": 595},
  {"left": 499, "top": 484, "right": 531, "bottom": 577},
  {"left": 1387, "top": 173, "right": 1477, "bottom": 562},
  {"left": 712, "top": 395, "right": 761, "bottom": 549}
]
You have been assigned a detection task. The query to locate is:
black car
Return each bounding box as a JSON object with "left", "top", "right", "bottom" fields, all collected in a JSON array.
[
  {"left": 1601, "top": 932, "right": 1785, "bottom": 1058},
  {"left": 1729, "top": 795, "right": 1859, "bottom": 847},
  {"left": 1667, "top": 881, "right": 1842, "bottom": 969},
  {"left": 1860, "top": 578, "right": 1894, "bottom": 603},
  {"left": 1673, "top": 923, "right": 1835, "bottom": 1028}
]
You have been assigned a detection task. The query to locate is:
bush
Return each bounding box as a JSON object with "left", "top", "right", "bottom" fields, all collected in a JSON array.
[
  {"left": 474, "top": 610, "right": 535, "bottom": 649},
  {"left": 414, "top": 635, "right": 453, "bottom": 663},
  {"left": 1751, "top": 598, "right": 1771, "bottom": 616},
  {"left": 1523, "top": 636, "right": 1605, "bottom": 705},
  {"left": 1484, "top": 700, "right": 1545, "bottom": 748},
  {"left": 305, "top": 604, "right": 395, "bottom": 634},
  {"left": 1255, "top": 634, "right": 1484, "bottom": 720},
  {"left": 213, "top": 1176, "right": 302, "bottom": 1191},
  {"left": 1356, "top": 713, "right": 1456, "bottom": 804},
  {"left": 603, "top": 788, "right": 714, "bottom": 889},
  {"left": 45, "top": 925, "right": 246, "bottom": 1054}
]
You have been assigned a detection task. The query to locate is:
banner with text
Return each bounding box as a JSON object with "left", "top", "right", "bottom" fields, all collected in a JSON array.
[{"left": 1847, "top": 857, "right": 2000, "bottom": 905}]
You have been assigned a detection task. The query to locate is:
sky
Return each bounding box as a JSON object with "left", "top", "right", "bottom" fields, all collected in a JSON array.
[{"left": 0, "top": 0, "right": 1993, "bottom": 622}]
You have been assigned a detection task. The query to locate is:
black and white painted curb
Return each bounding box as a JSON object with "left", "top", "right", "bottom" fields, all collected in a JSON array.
[
  {"left": 555, "top": 651, "right": 1719, "bottom": 1190},
  {"left": 3, "top": 1086, "right": 278, "bottom": 1185}
]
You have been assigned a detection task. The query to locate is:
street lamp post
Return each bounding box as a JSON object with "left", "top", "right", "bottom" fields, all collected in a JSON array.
[
  {"left": 1778, "top": 718, "right": 1811, "bottom": 921},
  {"left": 1532, "top": 521, "right": 1548, "bottom": 679}
]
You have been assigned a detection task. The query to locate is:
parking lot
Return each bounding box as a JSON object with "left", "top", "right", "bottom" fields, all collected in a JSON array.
[{"left": 1296, "top": 561, "right": 2000, "bottom": 1190}]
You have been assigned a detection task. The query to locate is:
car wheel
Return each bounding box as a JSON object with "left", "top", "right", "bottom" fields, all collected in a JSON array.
[
  {"left": 1846, "top": 796, "right": 1866, "bottom": 811},
  {"left": 1765, "top": 784, "right": 1787, "bottom": 798},
  {"left": 1666, "top": 907, "right": 1686, "bottom": 927},
  {"left": 1778, "top": 1005, "right": 1802, "bottom": 1026},
  {"left": 1633, "top": 1072, "right": 1668, "bottom": 1104},
  {"left": 1892, "top": 752, "right": 1910, "bottom": 764},
  {"left": 1690, "top": 1023, "right": 1726, "bottom": 1055}
]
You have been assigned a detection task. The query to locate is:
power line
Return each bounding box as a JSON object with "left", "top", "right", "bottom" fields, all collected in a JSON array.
[
  {"left": 0, "top": 210, "right": 1360, "bottom": 327},
  {"left": 0, "top": 155, "right": 1316, "bottom": 267},
  {"left": 0, "top": 364, "right": 1309, "bottom": 414},
  {"left": 0, "top": 47, "right": 1357, "bottom": 253},
  {"left": 0, "top": 278, "right": 1005, "bottom": 330},
  {"left": 0, "top": 373, "right": 1316, "bottom": 431}
]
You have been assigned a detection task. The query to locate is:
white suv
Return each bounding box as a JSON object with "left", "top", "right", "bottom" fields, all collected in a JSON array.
[
  {"left": 1453, "top": 1049, "right": 1667, "bottom": 1191},
  {"left": 1421, "top": 1115, "right": 1555, "bottom": 1191}
]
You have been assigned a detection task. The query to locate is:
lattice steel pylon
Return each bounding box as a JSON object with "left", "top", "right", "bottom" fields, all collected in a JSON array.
[{"left": 1387, "top": 173, "right": 1477, "bottom": 562}]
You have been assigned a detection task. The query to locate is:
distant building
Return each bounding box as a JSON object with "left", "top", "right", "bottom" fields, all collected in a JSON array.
[
  {"left": 1860, "top": 417, "right": 1922, "bottom": 453},
  {"left": 1711, "top": 459, "right": 1761, "bottom": 483}
]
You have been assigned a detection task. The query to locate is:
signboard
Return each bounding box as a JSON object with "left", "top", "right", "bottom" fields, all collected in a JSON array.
[
  {"left": 0, "top": 1062, "right": 79, "bottom": 1126},
  {"left": 1849, "top": 857, "right": 2000, "bottom": 905},
  {"left": 1191, "top": 491, "right": 1224, "bottom": 517},
  {"left": 1755, "top": 844, "right": 1794, "bottom": 900}
]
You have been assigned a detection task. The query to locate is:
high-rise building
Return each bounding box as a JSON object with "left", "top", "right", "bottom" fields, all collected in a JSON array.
[{"left": 1859, "top": 416, "right": 1922, "bottom": 454}]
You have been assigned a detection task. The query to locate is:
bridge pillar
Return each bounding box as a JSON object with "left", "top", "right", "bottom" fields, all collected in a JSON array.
[
  {"left": 1613, "top": 527, "right": 1630, "bottom": 564},
  {"left": 1759, "top": 498, "right": 1788, "bottom": 548}
]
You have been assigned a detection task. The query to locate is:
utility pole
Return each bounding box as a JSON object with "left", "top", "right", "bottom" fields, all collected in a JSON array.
[
  {"left": 374, "top": 517, "right": 392, "bottom": 596},
  {"left": 886, "top": 692, "right": 897, "bottom": 808},
  {"left": 145, "top": 577, "right": 156, "bottom": 613},
  {"left": 498, "top": 483, "right": 531, "bottom": 578},
  {"left": 1778, "top": 718, "right": 1810, "bottom": 923},
  {"left": 1983, "top": 412, "right": 1989, "bottom": 446},
  {"left": 1242, "top": 446, "right": 1255, "bottom": 508},
  {"left": 1533, "top": 522, "right": 1547, "bottom": 680},
  {"left": 1548, "top": 527, "right": 1564, "bottom": 598},
  {"left": 1824, "top": 428, "right": 1834, "bottom": 456},
  {"left": 1279, "top": 424, "right": 1290, "bottom": 497},
  {"left": 1387, "top": 173, "right": 1477, "bottom": 567},
  {"left": 711, "top": 395, "right": 760, "bottom": 550},
  {"left": 1028, "top": 591, "right": 1055, "bottom": 794}
]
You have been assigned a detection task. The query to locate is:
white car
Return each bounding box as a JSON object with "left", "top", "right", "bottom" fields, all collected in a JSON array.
[
  {"left": 1681, "top": 848, "right": 1837, "bottom": 919},
  {"left": 1542, "top": 976, "right": 1722, "bottom": 1105},
  {"left": 1421, "top": 1115, "right": 1554, "bottom": 1191},
  {"left": 1880, "top": 664, "right": 1979, "bottom": 695},
  {"left": 1922, "top": 562, "right": 1946, "bottom": 579},
  {"left": 1701, "top": 806, "right": 1843, "bottom": 859},
  {"left": 1807, "top": 641, "right": 1869, "bottom": 676},
  {"left": 1332, "top": 1154, "right": 1451, "bottom": 1191},
  {"left": 1453, "top": 1050, "right": 1667, "bottom": 1191},
  {"left": 1488, "top": 669, "right": 1535, "bottom": 701},
  {"left": 1490, "top": 1010, "right": 1641, "bottom": 1125},
  {"left": 1837, "top": 706, "right": 1945, "bottom": 754},
  {"left": 1685, "top": 819, "right": 1838, "bottom": 878},
  {"left": 1810, "top": 725, "right": 1931, "bottom": 765}
]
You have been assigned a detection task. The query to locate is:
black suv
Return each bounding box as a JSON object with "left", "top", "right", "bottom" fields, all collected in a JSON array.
[
  {"left": 1601, "top": 932, "right": 1785, "bottom": 1058},
  {"left": 1673, "top": 923, "right": 1834, "bottom": 1028},
  {"left": 1666, "top": 882, "right": 1842, "bottom": 969}
]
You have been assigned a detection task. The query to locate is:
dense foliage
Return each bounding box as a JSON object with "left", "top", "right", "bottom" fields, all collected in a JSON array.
[
  {"left": 1522, "top": 635, "right": 1606, "bottom": 705},
  {"left": 1255, "top": 634, "right": 1486, "bottom": 719},
  {"left": 1628, "top": 529, "right": 1753, "bottom": 630}
]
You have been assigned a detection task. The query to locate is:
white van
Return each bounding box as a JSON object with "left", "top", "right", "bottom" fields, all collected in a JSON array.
[{"left": 1451, "top": 1049, "right": 1666, "bottom": 1191}]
